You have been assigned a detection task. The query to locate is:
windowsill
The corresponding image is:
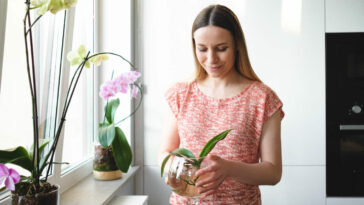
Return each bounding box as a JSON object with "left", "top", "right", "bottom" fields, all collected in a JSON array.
[{"left": 60, "top": 166, "right": 140, "bottom": 205}]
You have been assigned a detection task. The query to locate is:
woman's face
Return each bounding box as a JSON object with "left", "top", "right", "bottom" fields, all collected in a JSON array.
[{"left": 193, "top": 25, "right": 236, "bottom": 79}]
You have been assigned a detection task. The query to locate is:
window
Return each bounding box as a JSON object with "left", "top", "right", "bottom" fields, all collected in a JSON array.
[
  {"left": 0, "top": 0, "right": 135, "bottom": 201},
  {"left": 61, "top": 0, "right": 94, "bottom": 174}
]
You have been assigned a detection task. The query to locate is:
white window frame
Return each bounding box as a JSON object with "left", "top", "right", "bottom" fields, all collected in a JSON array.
[
  {"left": 0, "top": 0, "right": 7, "bottom": 93},
  {"left": 0, "top": 0, "right": 136, "bottom": 203}
]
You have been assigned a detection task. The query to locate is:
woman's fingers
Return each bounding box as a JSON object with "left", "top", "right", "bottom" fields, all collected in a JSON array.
[
  {"left": 195, "top": 172, "right": 218, "bottom": 187},
  {"left": 202, "top": 189, "right": 216, "bottom": 197},
  {"left": 197, "top": 175, "right": 224, "bottom": 194}
]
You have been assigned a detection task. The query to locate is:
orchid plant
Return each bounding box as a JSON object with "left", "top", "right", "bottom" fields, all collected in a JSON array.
[
  {"left": 160, "top": 129, "right": 232, "bottom": 177},
  {"left": 97, "top": 70, "right": 142, "bottom": 173},
  {"left": 0, "top": 0, "right": 141, "bottom": 199}
]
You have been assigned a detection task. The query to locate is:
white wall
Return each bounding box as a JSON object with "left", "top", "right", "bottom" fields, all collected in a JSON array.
[{"left": 137, "top": 0, "right": 364, "bottom": 204}]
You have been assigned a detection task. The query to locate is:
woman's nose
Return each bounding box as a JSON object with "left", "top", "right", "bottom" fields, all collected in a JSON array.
[{"left": 207, "top": 50, "right": 218, "bottom": 64}]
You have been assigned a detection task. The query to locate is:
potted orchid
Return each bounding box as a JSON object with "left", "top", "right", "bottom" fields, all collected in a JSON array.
[
  {"left": 93, "top": 70, "right": 142, "bottom": 180},
  {"left": 0, "top": 0, "right": 141, "bottom": 204}
]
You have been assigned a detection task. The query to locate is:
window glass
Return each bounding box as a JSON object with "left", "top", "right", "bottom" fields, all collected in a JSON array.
[
  {"left": 0, "top": 0, "right": 33, "bottom": 179},
  {"left": 61, "top": 0, "right": 94, "bottom": 172},
  {"left": 0, "top": 0, "right": 66, "bottom": 189},
  {"left": 99, "top": 0, "right": 132, "bottom": 143}
]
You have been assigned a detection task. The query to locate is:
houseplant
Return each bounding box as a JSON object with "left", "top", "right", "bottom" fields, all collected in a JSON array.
[
  {"left": 0, "top": 0, "right": 140, "bottom": 204},
  {"left": 160, "top": 129, "right": 232, "bottom": 200},
  {"left": 93, "top": 70, "right": 143, "bottom": 180}
]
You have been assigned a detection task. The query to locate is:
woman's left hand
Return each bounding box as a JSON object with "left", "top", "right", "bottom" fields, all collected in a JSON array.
[{"left": 195, "top": 154, "right": 229, "bottom": 196}]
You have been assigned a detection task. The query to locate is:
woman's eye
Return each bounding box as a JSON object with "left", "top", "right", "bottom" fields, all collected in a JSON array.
[
  {"left": 198, "top": 48, "right": 207, "bottom": 52},
  {"left": 216, "top": 47, "right": 227, "bottom": 52}
]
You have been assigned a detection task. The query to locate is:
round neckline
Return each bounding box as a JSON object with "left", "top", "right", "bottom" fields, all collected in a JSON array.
[{"left": 193, "top": 80, "right": 256, "bottom": 102}]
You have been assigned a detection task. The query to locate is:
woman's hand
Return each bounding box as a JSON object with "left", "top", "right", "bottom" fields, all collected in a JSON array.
[{"left": 195, "top": 154, "right": 229, "bottom": 196}]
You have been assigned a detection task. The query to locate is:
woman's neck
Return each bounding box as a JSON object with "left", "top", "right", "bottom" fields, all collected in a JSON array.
[{"left": 197, "top": 72, "right": 253, "bottom": 99}]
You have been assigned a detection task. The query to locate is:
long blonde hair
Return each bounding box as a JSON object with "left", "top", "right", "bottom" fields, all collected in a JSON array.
[{"left": 192, "top": 4, "right": 261, "bottom": 82}]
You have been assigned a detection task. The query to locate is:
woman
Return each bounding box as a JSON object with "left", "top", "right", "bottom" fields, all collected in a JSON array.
[{"left": 159, "top": 4, "right": 284, "bottom": 205}]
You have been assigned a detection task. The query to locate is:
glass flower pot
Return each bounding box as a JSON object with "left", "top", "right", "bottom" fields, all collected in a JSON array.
[
  {"left": 93, "top": 144, "right": 122, "bottom": 180},
  {"left": 11, "top": 184, "right": 60, "bottom": 205},
  {"left": 168, "top": 155, "right": 211, "bottom": 204}
]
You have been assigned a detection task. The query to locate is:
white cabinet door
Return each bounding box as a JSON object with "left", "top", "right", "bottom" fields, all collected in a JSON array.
[
  {"left": 326, "top": 0, "right": 364, "bottom": 32},
  {"left": 260, "top": 166, "right": 325, "bottom": 205}
]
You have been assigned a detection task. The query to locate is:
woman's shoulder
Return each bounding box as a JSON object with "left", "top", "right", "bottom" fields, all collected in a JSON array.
[
  {"left": 167, "top": 80, "right": 193, "bottom": 92},
  {"left": 250, "top": 81, "right": 277, "bottom": 96},
  {"left": 164, "top": 79, "right": 195, "bottom": 98}
]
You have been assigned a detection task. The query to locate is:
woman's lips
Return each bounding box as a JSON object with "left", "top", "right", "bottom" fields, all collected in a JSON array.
[{"left": 207, "top": 65, "right": 221, "bottom": 71}]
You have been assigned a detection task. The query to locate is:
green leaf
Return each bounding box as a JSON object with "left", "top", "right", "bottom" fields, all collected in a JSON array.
[
  {"left": 105, "top": 98, "right": 120, "bottom": 124},
  {"left": 198, "top": 129, "right": 232, "bottom": 164},
  {"left": 160, "top": 154, "right": 171, "bottom": 177},
  {"left": 112, "top": 127, "right": 132, "bottom": 173},
  {"left": 0, "top": 147, "right": 33, "bottom": 172},
  {"left": 172, "top": 148, "right": 195, "bottom": 159},
  {"left": 160, "top": 148, "right": 195, "bottom": 178},
  {"left": 29, "top": 139, "right": 50, "bottom": 161},
  {"left": 39, "top": 140, "right": 50, "bottom": 159},
  {"left": 99, "top": 123, "right": 116, "bottom": 147}
]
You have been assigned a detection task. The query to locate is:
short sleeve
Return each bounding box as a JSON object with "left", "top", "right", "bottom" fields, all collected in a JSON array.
[
  {"left": 263, "top": 89, "right": 284, "bottom": 122},
  {"left": 164, "top": 83, "right": 181, "bottom": 119}
]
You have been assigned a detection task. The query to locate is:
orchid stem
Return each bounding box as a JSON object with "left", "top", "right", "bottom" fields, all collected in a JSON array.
[
  {"left": 24, "top": 0, "right": 40, "bottom": 189},
  {"left": 114, "top": 83, "right": 143, "bottom": 126}
]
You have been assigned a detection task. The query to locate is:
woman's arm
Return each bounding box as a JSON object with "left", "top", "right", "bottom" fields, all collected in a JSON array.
[
  {"left": 196, "top": 110, "right": 283, "bottom": 195},
  {"left": 158, "top": 106, "right": 180, "bottom": 170}
]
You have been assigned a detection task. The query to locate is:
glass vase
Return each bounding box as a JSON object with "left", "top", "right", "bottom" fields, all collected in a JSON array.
[
  {"left": 11, "top": 184, "right": 60, "bottom": 205},
  {"left": 168, "top": 155, "right": 211, "bottom": 205},
  {"left": 93, "top": 144, "right": 122, "bottom": 180}
]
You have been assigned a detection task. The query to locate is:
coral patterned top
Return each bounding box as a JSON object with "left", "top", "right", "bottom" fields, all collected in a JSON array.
[{"left": 165, "top": 80, "right": 284, "bottom": 205}]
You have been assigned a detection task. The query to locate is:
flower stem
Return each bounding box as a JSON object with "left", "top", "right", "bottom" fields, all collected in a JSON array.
[
  {"left": 88, "top": 52, "right": 136, "bottom": 70},
  {"left": 114, "top": 83, "right": 143, "bottom": 126},
  {"left": 52, "top": 10, "right": 67, "bottom": 160},
  {"left": 26, "top": 15, "right": 43, "bottom": 35},
  {"left": 87, "top": 52, "right": 142, "bottom": 126},
  {"left": 23, "top": 3, "right": 36, "bottom": 180},
  {"left": 24, "top": 0, "right": 40, "bottom": 190},
  {"left": 45, "top": 52, "right": 91, "bottom": 180}
]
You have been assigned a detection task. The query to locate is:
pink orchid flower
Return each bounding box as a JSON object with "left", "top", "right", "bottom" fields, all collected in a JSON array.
[
  {"left": 131, "top": 85, "right": 139, "bottom": 99},
  {"left": 99, "top": 71, "right": 141, "bottom": 100},
  {"left": 0, "top": 163, "right": 20, "bottom": 191},
  {"left": 100, "top": 82, "right": 115, "bottom": 100}
]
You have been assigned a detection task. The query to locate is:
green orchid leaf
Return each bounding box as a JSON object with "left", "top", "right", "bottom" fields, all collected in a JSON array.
[
  {"left": 160, "top": 148, "right": 195, "bottom": 178},
  {"left": 105, "top": 98, "right": 120, "bottom": 124},
  {"left": 160, "top": 154, "right": 171, "bottom": 177},
  {"left": 198, "top": 129, "right": 232, "bottom": 163},
  {"left": 172, "top": 148, "right": 195, "bottom": 159},
  {"left": 29, "top": 139, "right": 50, "bottom": 161},
  {"left": 99, "top": 123, "right": 116, "bottom": 147},
  {"left": 112, "top": 127, "right": 132, "bottom": 173},
  {"left": 39, "top": 140, "right": 50, "bottom": 159},
  {"left": 0, "top": 146, "right": 33, "bottom": 172}
]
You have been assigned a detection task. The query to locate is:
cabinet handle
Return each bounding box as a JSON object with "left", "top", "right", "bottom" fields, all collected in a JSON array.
[{"left": 339, "top": 125, "right": 364, "bottom": 130}]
